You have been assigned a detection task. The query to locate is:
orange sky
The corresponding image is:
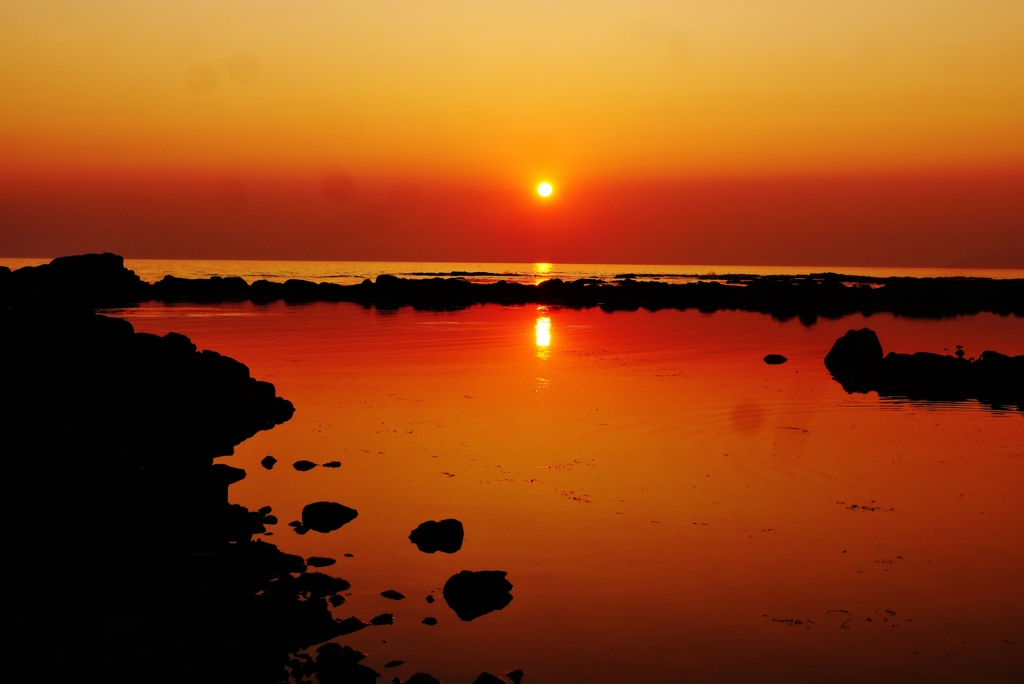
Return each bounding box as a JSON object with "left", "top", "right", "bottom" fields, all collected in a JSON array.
[{"left": 2, "top": 1, "right": 1023, "bottom": 265}]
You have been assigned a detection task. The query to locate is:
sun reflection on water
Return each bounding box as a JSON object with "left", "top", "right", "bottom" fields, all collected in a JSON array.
[{"left": 535, "top": 311, "right": 551, "bottom": 361}]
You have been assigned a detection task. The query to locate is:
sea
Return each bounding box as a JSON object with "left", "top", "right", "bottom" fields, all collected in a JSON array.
[{"left": 7, "top": 256, "right": 1024, "bottom": 682}]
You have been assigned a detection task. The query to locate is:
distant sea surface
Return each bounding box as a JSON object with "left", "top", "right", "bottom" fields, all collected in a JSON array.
[{"left": 4, "top": 258, "right": 1024, "bottom": 284}]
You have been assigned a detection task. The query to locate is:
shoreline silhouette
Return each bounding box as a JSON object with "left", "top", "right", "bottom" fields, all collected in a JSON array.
[{"left": 3, "top": 253, "right": 1024, "bottom": 322}]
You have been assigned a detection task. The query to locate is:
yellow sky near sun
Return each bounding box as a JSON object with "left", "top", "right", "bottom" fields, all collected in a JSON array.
[{"left": 2, "top": 0, "right": 1024, "bottom": 180}]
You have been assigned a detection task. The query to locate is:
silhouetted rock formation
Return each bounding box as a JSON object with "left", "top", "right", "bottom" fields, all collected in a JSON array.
[
  {"left": 294, "top": 459, "right": 319, "bottom": 471},
  {"left": 405, "top": 674, "right": 441, "bottom": 684},
  {"left": 371, "top": 613, "right": 395, "bottom": 625},
  {"left": 763, "top": 354, "right": 788, "bottom": 365},
  {"left": 262, "top": 455, "right": 278, "bottom": 469},
  {"left": 506, "top": 670, "right": 525, "bottom": 684},
  {"left": 472, "top": 674, "right": 505, "bottom": 684},
  {"left": 381, "top": 589, "right": 406, "bottom": 600},
  {"left": 307, "top": 643, "right": 379, "bottom": 684},
  {"left": 6, "top": 254, "right": 1024, "bottom": 323},
  {"left": 409, "top": 519, "right": 465, "bottom": 554},
  {"left": 302, "top": 502, "right": 359, "bottom": 533},
  {"left": 0, "top": 306, "right": 364, "bottom": 683},
  {"left": 442, "top": 571, "right": 514, "bottom": 621},
  {"left": 825, "top": 328, "right": 1024, "bottom": 409}
]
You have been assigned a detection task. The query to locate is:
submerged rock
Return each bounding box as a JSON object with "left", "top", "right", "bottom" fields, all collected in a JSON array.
[
  {"left": 302, "top": 502, "right": 358, "bottom": 533},
  {"left": 409, "top": 518, "right": 464, "bottom": 554},
  {"left": 323, "top": 461, "right": 342, "bottom": 468},
  {"left": 307, "top": 556, "right": 336, "bottom": 567},
  {"left": 442, "top": 570, "right": 514, "bottom": 621},
  {"left": 384, "top": 660, "right": 405, "bottom": 668},
  {"left": 763, "top": 354, "right": 788, "bottom": 365},
  {"left": 421, "top": 617, "right": 437, "bottom": 625},
  {"left": 381, "top": 590, "right": 406, "bottom": 600}
]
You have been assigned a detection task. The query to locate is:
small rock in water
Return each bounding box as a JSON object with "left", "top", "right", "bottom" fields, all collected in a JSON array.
[
  {"left": 425, "top": 595, "right": 435, "bottom": 603},
  {"left": 442, "top": 570, "right": 513, "bottom": 621},
  {"left": 384, "top": 660, "right": 405, "bottom": 668},
  {"left": 329, "top": 595, "right": 345, "bottom": 607},
  {"left": 293, "top": 524, "right": 310, "bottom": 535},
  {"left": 381, "top": 590, "right": 406, "bottom": 600},
  {"left": 302, "top": 501, "right": 358, "bottom": 533},
  {"left": 293, "top": 460, "right": 318, "bottom": 471},
  {"left": 506, "top": 670, "right": 525, "bottom": 684},
  {"left": 344, "top": 553, "right": 354, "bottom": 558},
  {"left": 307, "top": 556, "right": 336, "bottom": 567},
  {"left": 261, "top": 455, "right": 277, "bottom": 470},
  {"left": 323, "top": 461, "right": 341, "bottom": 468},
  {"left": 409, "top": 519, "right": 464, "bottom": 554},
  {"left": 371, "top": 613, "right": 394, "bottom": 625},
  {"left": 763, "top": 354, "right": 788, "bottom": 365},
  {"left": 472, "top": 674, "right": 504, "bottom": 684},
  {"left": 406, "top": 675, "right": 441, "bottom": 684},
  {"left": 421, "top": 617, "right": 437, "bottom": 625}
]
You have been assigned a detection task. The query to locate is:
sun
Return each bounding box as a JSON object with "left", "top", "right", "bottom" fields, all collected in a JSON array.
[{"left": 537, "top": 182, "right": 553, "bottom": 198}]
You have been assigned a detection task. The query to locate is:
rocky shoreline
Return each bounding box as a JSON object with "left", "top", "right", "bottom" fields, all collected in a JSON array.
[{"left": 3, "top": 253, "right": 1024, "bottom": 322}]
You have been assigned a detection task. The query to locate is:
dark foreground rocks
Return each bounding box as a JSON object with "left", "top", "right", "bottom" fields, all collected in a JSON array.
[
  {"left": 442, "top": 570, "right": 514, "bottom": 621},
  {"left": 409, "top": 519, "right": 465, "bottom": 554},
  {"left": 6, "top": 253, "right": 1024, "bottom": 323},
  {"left": 302, "top": 502, "right": 359, "bottom": 533},
  {"left": 825, "top": 328, "right": 1024, "bottom": 409},
  {"left": 0, "top": 305, "right": 357, "bottom": 683}
]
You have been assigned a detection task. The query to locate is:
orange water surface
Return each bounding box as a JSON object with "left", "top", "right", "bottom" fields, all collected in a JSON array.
[{"left": 113, "top": 302, "right": 1024, "bottom": 683}]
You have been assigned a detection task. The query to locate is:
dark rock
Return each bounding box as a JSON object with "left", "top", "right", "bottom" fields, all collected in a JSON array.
[
  {"left": 442, "top": 570, "right": 513, "bottom": 621},
  {"left": 293, "top": 460, "right": 318, "bottom": 471},
  {"left": 302, "top": 502, "right": 359, "bottom": 533},
  {"left": 344, "top": 553, "right": 355, "bottom": 557},
  {"left": 384, "top": 660, "right": 405, "bottom": 668},
  {"left": 371, "top": 613, "right": 394, "bottom": 625},
  {"left": 421, "top": 617, "right": 438, "bottom": 625},
  {"left": 824, "top": 328, "right": 883, "bottom": 369},
  {"left": 406, "top": 675, "right": 441, "bottom": 684},
  {"left": 323, "top": 461, "right": 342, "bottom": 468},
  {"left": 294, "top": 524, "right": 310, "bottom": 535},
  {"left": 472, "top": 674, "right": 505, "bottom": 684},
  {"left": 261, "top": 455, "right": 277, "bottom": 469},
  {"left": 381, "top": 590, "right": 406, "bottom": 600},
  {"left": 825, "top": 329, "right": 1024, "bottom": 409},
  {"left": 310, "top": 644, "right": 379, "bottom": 684},
  {"left": 425, "top": 595, "right": 435, "bottom": 603},
  {"left": 506, "top": 670, "right": 525, "bottom": 684},
  {"left": 336, "top": 617, "right": 369, "bottom": 635},
  {"left": 307, "top": 556, "right": 337, "bottom": 567},
  {"left": 409, "top": 519, "right": 464, "bottom": 554},
  {"left": 329, "top": 595, "right": 346, "bottom": 607},
  {"left": 763, "top": 354, "right": 788, "bottom": 365}
]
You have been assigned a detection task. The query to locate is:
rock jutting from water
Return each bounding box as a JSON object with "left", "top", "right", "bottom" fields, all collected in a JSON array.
[
  {"left": 824, "top": 328, "right": 1024, "bottom": 409},
  {"left": 442, "top": 570, "right": 514, "bottom": 621},
  {"left": 763, "top": 354, "right": 788, "bottom": 365},
  {"left": 302, "top": 501, "right": 359, "bottom": 533},
  {"left": 409, "top": 518, "right": 465, "bottom": 554}
]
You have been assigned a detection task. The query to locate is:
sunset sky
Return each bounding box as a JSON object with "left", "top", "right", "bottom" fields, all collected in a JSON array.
[{"left": 2, "top": 1, "right": 1023, "bottom": 266}]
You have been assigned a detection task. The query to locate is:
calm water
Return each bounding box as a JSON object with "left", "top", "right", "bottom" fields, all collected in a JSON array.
[
  {"left": 111, "top": 300, "right": 1024, "bottom": 683},
  {"left": 7, "top": 257, "right": 1024, "bottom": 285}
]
